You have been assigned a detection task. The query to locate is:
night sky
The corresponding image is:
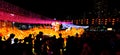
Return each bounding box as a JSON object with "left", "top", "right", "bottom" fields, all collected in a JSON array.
[{"left": 4, "top": 0, "right": 120, "bottom": 18}]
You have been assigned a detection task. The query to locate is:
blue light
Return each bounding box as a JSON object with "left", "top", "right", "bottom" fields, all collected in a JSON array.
[{"left": 62, "top": 23, "right": 89, "bottom": 29}]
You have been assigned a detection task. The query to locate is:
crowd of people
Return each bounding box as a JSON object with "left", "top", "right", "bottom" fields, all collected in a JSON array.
[{"left": 0, "top": 31, "right": 120, "bottom": 55}]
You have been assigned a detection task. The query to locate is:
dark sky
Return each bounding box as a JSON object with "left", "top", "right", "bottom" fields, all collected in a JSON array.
[{"left": 4, "top": 0, "right": 120, "bottom": 18}]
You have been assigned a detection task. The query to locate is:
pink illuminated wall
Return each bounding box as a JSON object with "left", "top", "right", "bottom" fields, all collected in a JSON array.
[{"left": 0, "top": 10, "right": 71, "bottom": 24}]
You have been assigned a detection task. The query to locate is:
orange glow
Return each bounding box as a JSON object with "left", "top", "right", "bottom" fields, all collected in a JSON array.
[{"left": 0, "top": 26, "right": 84, "bottom": 40}]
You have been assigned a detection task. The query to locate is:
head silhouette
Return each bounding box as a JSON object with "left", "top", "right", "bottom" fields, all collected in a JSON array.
[
  {"left": 28, "top": 34, "right": 32, "bottom": 38},
  {"left": 75, "top": 33, "right": 79, "bottom": 37},
  {"left": 39, "top": 31, "right": 43, "bottom": 35},
  {"left": 59, "top": 33, "right": 62, "bottom": 38},
  {"left": 10, "top": 33, "right": 15, "bottom": 38},
  {"left": 53, "top": 35, "right": 56, "bottom": 38}
]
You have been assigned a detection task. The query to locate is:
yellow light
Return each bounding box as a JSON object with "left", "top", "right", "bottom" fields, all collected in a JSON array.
[
  {"left": 107, "top": 28, "right": 112, "bottom": 31},
  {"left": 26, "top": 42, "right": 29, "bottom": 44}
]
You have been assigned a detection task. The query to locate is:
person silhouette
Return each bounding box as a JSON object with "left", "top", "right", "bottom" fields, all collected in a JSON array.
[
  {"left": 5, "top": 33, "right": 15, "bottom": 55},
  {"left": 6, "top": 33, "right": 15, "bottom": 45},
  {"left": 34, "top": 31, "right": 44, "bottom": 55}
]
